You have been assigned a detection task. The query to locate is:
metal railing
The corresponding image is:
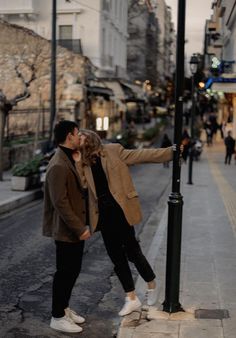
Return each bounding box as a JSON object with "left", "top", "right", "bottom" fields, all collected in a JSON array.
[{"left": 57, "top": 39, "right": 83, "bottom": 54}]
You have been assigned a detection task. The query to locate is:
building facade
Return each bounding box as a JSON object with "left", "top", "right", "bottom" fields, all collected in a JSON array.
[
  {"left": 154, "top": 0, "right": 175, "bottom": 86},
  {"left": 0, "top": 0, "right": 129, "bottom": 137},
  {"left": 204, "top": 0, "right": 236, "bottom": 137},
  {"left": 127, "top": 1, "right": 158, "bottom": 88},
  {"left": 0, "top": 0, "right": 128, "bottom": 79}
]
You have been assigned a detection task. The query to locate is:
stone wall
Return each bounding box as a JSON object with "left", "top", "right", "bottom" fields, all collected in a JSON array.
[
  {"left": 0, "top": 19, "right": 86, "bottom": 114},
  {"left": 3, "top": 141, "right": 48, "bottom": 170}
]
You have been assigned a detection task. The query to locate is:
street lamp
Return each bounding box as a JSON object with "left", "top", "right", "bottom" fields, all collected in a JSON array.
[
  {"left": 49, "top": 0, "right": 57, "bottom": 145},
  {"left": 187, "top": 54, "right": 199, "bottom": 185},
  {"left": 162, "top": 0, "right": 186, "bottom": 314}
]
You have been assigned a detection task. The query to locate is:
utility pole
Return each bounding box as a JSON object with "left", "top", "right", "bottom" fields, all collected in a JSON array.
[
  {"left": 162, "top": 0, "right": 186, "bottom": 313},
  {"left": 49, "top": 0, "right": 57, "bottom": 144}
]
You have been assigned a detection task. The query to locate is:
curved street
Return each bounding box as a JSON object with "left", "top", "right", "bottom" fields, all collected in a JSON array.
[{"left": 0, "top": 149, "right": 172, "bottom": 338}]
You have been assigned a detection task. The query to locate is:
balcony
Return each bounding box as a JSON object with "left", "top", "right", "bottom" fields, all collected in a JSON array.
[
  {"left": 101, "top": 55, "right": 113, "bottom": 68},
  {"left": 57, "top": 39, "right": 83, "bottom": 55},
  {"left": 207, "top": 46, "right": 221, "bottom": 58},
  {"left": 0, "top": 0, "right": 37, "bottom": 17},
  {"left": 213, "top": 38, "right": 223, "bottom": 48},
  {"left": 207, "top": 21, "right": 217, "bottom": 31}
]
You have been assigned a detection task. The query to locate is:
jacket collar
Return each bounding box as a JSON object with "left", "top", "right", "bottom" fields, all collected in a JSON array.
[{"left": 56, "top": 148, "right": 83, "bottom": 190}]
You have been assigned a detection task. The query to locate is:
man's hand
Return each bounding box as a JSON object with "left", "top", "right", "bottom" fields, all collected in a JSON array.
[{"left": 79, "top": 228, "right": 91, "bottom": 241}]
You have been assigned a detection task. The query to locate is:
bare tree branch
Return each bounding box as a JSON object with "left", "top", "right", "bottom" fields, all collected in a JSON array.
[
  {"left": 13, "top": 63, "right": 36, "bottom": 103},
  {"left": 128, "top": 0, "right": 149, "bottom": 20}
]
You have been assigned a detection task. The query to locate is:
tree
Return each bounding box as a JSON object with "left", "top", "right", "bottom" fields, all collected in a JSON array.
[
  {"left": 0, "top": 60, "right": 36, "bottom": 180},
  {"left": 0, "top": 20, "right": 48, "bottom": 181},
  {"left": 0, "top": 20, "right": 88, "bottom": 180}
]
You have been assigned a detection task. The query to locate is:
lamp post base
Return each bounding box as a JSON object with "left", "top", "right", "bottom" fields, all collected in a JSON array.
[
  {"left": 163, "top": 192, "right": 184, "bottom": 313},
  {"left": 163, "top": 301, "right": 185, "bottom": 314}
]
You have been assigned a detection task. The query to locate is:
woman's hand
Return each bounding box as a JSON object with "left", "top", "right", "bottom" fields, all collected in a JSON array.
[
  {"left": 172, "top": 144, "right": 184, "bottom": 154},
  {"left": 79, "top": 228, "right": 91, "bottom": 241},
  {"left": 72, "top": 150, "right": 81, "bottom": 163}
]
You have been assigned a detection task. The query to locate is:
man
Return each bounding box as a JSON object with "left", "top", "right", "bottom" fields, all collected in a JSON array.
[
  {"left": 224, "top": 130, "right": 235, "bottom": 165},
  {"left": 42, "top": 120, "right": 90, "bottom": 333},
  {"left": 74, "top": 129, "right": 175, "bottom": 317}
]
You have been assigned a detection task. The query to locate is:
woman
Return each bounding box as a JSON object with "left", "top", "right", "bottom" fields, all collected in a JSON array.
[{"left": 73, "top": 129, "right": 174, "bottom": 316}]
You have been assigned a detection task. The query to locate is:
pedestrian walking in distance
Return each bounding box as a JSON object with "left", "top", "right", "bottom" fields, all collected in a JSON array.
[
  {"left": 73, "top": 129, "right": 175, "bottom": 317},
  {"left": 42, "top": 120, "right": 91, "bottom": 334},
  {"left": 161, "top": 133, "right": 172, "bottom": 167},
  {"left": 224, "top": 130, "right": 235, "bottom": 165}
]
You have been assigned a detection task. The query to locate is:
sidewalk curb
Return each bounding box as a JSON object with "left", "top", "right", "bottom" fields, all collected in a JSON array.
[{"left": 0, "top": 189, "right": 42, "bottom": 215}]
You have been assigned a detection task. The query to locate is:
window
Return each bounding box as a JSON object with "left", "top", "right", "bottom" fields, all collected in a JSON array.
[
  {"left": 102, "top": 0, "right": 110, "bottom": 11},
  {"left": 59, "top": 25, "right": 72, "bottom": 39}
]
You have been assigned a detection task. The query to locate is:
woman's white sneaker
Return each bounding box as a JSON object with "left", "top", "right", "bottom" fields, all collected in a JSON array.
[
  {"left": 65, "top": 307, "right": 85, "bottom": 324},
  {"left": 118, "top": 297, "right": 141, "bottom": 316},
  {"left": 147, "top": 285, "right": 158, "bottom": 306},
  {"left": 50, "top": 315, "right": 83, "bottom": 333}
]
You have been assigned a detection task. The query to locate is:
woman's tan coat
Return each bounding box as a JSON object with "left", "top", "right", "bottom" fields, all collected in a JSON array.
[{"left": 76, "top": 143, "right": 173, "bottom": 233}]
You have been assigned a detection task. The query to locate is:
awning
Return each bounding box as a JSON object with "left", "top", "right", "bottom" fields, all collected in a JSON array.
[
  {"left": 104, "top": 81, "right": 125, "bottom": 100},
  {"left": 211, "top": 82, "right": 236, "bottom": 93},
  {"left": 124, "top": 83, "right": 145, "bottom": 99},
  {"left": 86, "top": 85, "right": 113, "bottom": 99}
]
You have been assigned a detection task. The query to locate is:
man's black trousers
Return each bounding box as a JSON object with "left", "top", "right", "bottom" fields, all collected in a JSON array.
[{"left": 52, "top": 240, "right": 84, "bottom": 318}]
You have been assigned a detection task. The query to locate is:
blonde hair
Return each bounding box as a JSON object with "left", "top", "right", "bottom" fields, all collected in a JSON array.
[{"left": 79, "top": 129, "right": 102, "bottom": 165}]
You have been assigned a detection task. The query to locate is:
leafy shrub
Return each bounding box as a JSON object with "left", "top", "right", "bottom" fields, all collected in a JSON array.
[{"left": 12, "top": 154, "right": 43, "bottom": 177}]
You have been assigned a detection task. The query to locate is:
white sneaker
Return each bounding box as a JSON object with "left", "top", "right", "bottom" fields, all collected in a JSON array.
[
  {"left": 65, "top": 307, "right": 85, "bottom": 324},
  {"left": 50, "top": 315, "right": 83, "bottom": 333},
  {"left": 118, "top": 297, "right": 141, "bottom": 316},
  {"left": 147, "top": 285, "right": 158, "bottom": 306}
]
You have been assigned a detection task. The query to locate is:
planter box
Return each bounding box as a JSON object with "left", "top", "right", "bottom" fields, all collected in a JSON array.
[
  {"left": 11, "top": 174, "right": 41, "bottom": 191},
  {"left": 11, "top": 176, "right": 31, "bottom": 191}
]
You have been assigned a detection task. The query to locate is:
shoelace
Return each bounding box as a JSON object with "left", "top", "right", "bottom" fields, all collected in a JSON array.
[
  {"left": 68, "top": 308, "right": 76, "bottom": 315},
  {"left": 65, "top": 315, "right": 75, "bottom": 324}
]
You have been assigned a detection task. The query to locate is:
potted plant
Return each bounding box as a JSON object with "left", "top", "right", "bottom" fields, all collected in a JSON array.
[{"left": 11, "top": 154, "right": 43, "bottom": 191}]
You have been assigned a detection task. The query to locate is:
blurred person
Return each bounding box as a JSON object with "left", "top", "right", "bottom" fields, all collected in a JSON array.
[
  {"left": 209, "top": 113, "right": 218, "bottom": 142},
  {"left": 224, "top": 130, "right": 235, "bottom": 165},
  {"left": 161, "top": 133, "right": 173, "bottom": 167},
  {"left": 73, "top": 129, "right": 177, "bottom": 317},
  {"left": 42, "top": 120, "right": 91, "bottom": 334},
  {"left": 203, "top": 119, "right": 213, "bottom": 146},
  {"left": 125, "top": 120, "right": 138, "bottom": 148},
  {"left": 181, "top": 129, "right": 191, "bottom": 162}
]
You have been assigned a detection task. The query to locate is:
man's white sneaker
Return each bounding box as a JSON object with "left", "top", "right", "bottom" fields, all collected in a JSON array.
[
  {"left": 50, "top": 315, "right": 83, "bottom": 333},
  {"left": 65, "top": 307, "right": 85, "bottom": 324},
  {"left": 147, "top": 285, "right": 158, "bottom": 306},
  {"left": 118, "top": 297, "right": 141, "bottom": 316}
]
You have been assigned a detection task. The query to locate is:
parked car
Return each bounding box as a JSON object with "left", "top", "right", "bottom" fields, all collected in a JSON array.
[{"left": 39, "top": 148, "right": 56, "bottom": 192}]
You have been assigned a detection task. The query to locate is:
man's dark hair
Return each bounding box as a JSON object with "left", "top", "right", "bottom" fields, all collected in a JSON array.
[{"left": 54, "top": 120, "right": 78, "bottom": 145}]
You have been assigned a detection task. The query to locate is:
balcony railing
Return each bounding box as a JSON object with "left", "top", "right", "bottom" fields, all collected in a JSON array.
[
  {"left": 57, "top": 39, "right": 83, "bottom": 55},
  {"left": 0, "top": 0, "right": 36, "bottom": 14},
  {"left": 101, "top": 55, "right": 113, "bottom": 67}
]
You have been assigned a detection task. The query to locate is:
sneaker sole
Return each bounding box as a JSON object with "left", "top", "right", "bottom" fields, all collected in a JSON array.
[
  {"left": 50, "top": 325, "right": 83, "bottom": 333},
  {"left": 118, "top": 306, "right": 141, "bottom": 316}
]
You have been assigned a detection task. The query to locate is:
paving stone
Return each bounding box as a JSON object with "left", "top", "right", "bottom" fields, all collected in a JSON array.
[
  {"left": 134, "top": 320, "right": 179, "bottom": 334},
  {"left": 179, "top": 325, "right": 224, "bottom": 338}
]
